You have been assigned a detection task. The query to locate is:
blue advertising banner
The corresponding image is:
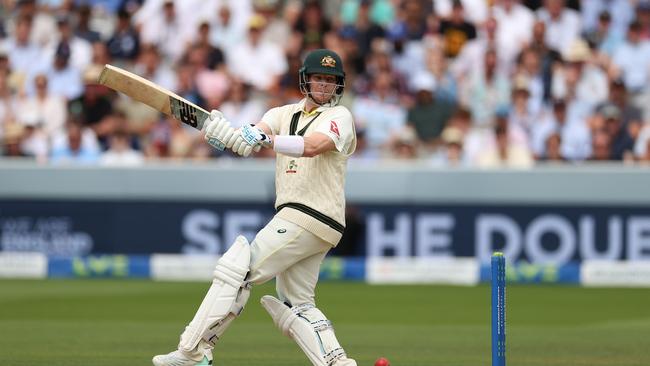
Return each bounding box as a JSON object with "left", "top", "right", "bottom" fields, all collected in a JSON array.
[{"left": 2, "top": 199, "right": 650, "bottom": 265}]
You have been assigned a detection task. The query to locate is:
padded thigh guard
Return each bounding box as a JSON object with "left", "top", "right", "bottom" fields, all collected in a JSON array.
[
  {"left": 178, "top": 236, "right": 251, "bottom": 354},
  {"left": 261, "top": 296, "right": 357, "bottom": 366}
]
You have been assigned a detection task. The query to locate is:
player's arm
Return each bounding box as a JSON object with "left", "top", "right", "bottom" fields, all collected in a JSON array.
[{"left": 257, "top": 122, "right": 335, "bottom": 157}]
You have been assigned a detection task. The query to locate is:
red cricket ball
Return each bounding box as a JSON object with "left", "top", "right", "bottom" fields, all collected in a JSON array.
[{"left": 374, "top": 357, "right": 390, "bottom": 366}]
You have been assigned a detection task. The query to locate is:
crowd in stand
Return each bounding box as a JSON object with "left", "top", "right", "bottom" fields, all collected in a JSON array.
[{"left": 1, "top": 0, "right": 650, "bottom": 167}]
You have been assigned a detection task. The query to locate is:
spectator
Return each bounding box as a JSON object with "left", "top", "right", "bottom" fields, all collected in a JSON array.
[
  {"left": 528, "top": 20, "right": 562, "bottom": 102},
  {"left": 530, "top": 99, "right": 566, "bottom": 158},
  {"left": 219, "top": 79, "right": 266, "bottom": 129},
  {"left": 46, "top": 15, "right": 92, "bottom": 72},
  {"left": 610, "top": 21, "right": 650, "bottom": 95},
  {"left": 434, "top": 0, "right": 488, "bottom": 25},
  {"left": 598, "top": 104, "right": 636, "bottom": 160},
  {"left": 68, "top": 68, "right": 115, "bottom": 145},
  {"left": 536, "top": 0, "right": 582, "bottom": 55},
  {"left": 106, "top": 9, "right": 140, "bottom": 63},
  {"left": 3, "top": 16, "right": 47, "bottom": 83},
  {"left": 74, "top": 5, "right": 101, "bottom": 43},
  {"left": 227, "top": 14, "right": 288, "bottom": 93},
  {"left": 581, "top": 0, "right": 634, "bottom": 36},
  {"left": 208, "top": 4, "right": 247, "bottom": 53},
  {"left": 133, "top": 45, "right": 177, "bottom": 92},
  {"left": 583, "top": 11, "right": 625, "bottom": 57},
  {"left": 50, "top": 120, "right": 101, "bottom": 164},
  {"left": 477, "top": 118, "right": 533, "bottom": 168},
  {"left": 541, "top": 132, "right": 564, "bottom": 161},
  {"left": 5, "top": 0, "right": 57, "bottom": 47},
  {"left": 431, "top": 125, "right": 467, "bottom": 167},
  {"left": 100, "top": 130, "right": 144, "bottom": 166},
  {"left": 39, "top": 41, "right": 83, "bottom": 100},
  {"left": 138, "top": 0, "right": 191, "bottom": 63},
  {"left": 293, "top": 1, "right": 331, "bottom": 49},
  {"left": 589, "top": 128, "right": 612, "bottom": 161},
  {"left": 437, "top": 0, "right": 476, "bottom": 58},
  {"left": 452, "top": 17, "right": 507, "bottom": 83},
  {"left": 406, "top": 72, "right": 455, "bottom": 150},
  {"left": 493, "top": 0, "right": 535, "bottom": 68},
  {"left": 460, "top": 48, "right": 510, "bottom": 128},
  {"left": 15, "top": 74, "right": 66, "bottom": 137},
  {"left": 514, "top": 47, "right": 545, "bottom": 115},
  {"left": 387, "top": 0, "right": 428, "bottom": 41},
  {"left": 352, "top": 70, "right": 406, "bottom": 155},
  {"left": 552, "top": 38, "right": 609, "bottom": 108}
]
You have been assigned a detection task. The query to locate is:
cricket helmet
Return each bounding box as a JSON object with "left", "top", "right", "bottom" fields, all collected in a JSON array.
[{"left": 299, "top": 49, "right": 345, "bottom": 106}]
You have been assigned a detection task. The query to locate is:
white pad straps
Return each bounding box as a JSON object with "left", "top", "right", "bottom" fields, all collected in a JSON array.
[
  {"left": 261, "top": 295, "right": 357, "bottom": 366},
  {"left": 178, "top": 236, "right": 251, "bottom": 355}
]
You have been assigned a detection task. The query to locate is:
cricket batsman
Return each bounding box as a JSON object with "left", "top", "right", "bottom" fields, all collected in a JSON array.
[{"left": 153, "top": 48, "right": 357, "bottom": 366}]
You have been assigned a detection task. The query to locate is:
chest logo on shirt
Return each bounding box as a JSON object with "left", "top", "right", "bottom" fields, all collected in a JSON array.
[
  {"left": 329, "top": 120, "right": 340, "bottom": 138},
  {"left": 286, "top": 159, "right": 298, "bottom": 174}
]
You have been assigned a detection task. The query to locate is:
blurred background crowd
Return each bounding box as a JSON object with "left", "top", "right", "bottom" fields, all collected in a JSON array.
[{"left": 1, "top": 0, "right": 650, "bottom": 167}]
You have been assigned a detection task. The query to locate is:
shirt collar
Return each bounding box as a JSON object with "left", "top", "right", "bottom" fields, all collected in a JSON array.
[{"left": 297, "top": 98, "right": 328, "bottom": 116}]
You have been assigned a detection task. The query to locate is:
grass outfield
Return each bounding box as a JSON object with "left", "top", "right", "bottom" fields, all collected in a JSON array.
[{"left": 0, "top": 280, "right": 649, "bottom": 366}]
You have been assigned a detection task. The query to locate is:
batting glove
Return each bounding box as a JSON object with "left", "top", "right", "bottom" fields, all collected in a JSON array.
[{"left": 203, "top": 110, "right": 234, "bottom": 151}]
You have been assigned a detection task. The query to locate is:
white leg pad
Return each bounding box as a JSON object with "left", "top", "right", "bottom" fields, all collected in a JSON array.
[
  {"left": 261, "top": 295, "right": 357, "bottom": 366},
  {"left": 178, "top": 236, "right": 251, "bottom": 355}
]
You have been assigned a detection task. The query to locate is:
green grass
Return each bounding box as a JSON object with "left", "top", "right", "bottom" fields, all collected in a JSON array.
[{"left": 0, "top": 279, "right": 649, "bottom": 366}]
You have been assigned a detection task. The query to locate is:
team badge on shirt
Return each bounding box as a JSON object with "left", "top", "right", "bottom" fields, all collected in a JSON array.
[
  {"left": 329, "top": 120, "right": 340, "bottom": 138},
  {"left": 286, "top": 159, "right": 298, "bottom": 174}
]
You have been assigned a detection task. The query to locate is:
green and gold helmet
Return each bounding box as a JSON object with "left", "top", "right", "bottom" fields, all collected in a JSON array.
[{"left": 299, "top": 49, "right": 345, "bottom": 106}]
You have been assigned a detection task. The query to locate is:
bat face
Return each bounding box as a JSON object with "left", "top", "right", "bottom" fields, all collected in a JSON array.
[{"left": 98, "top": 64, "right": 208, "bottom": 131}]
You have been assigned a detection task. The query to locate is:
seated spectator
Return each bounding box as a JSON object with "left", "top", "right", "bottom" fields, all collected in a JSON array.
[
  {"left": 493, "top": 0, "right": 535, "bottom": 68},
  {"left": 50, "top": 121, "right": 101, "bottom": 164},
  {"left": 15, "top": 74, "right": 66, "bottom": 137},
  {"left": 40, "top": 42, "right": 83, "bottom": 100},
  {"left": 227, "top": 14, "right": 288, "bottom": 93},
  {"left": 460, "top": 48, "right": 510, "bottom": 128},
  {"left": 2, "top": 122, "right": 26, "bottom": 157},
  {"left": 476, "top": 118, "right": 533, "bottom": 169},
  {"left": 536, "top": 0, "right": 582, "bottom": 55},
  {"left": 390, "top": 128, "right": 418, "bottom": 159},
  {"left": 133, "top": 45, "right": 177, "bottom": 93},
  {"left": 552, "top": 38, "right": 608, "bottom": 108},
  {"left": 107, "top": 9, "right": 140, "bottom": 63},
  {"left": 589, "top": 128, "right": 612, "bottom": 161},
  {"left": 610, "top": 21, "right": 650, "bottom": 95},
  {"left": 406, "top": 72, "right": 455, "bottom": 151},
  {"left": 583, "top": 11, "right": 624, "bottom": 57},
  {"left": 430, "top": 125, "right": 467, "bottom": 167},
  {"left": 45, "top": 15, "right": 92, "bottom": 72},
  {"left": 437, "top": 0, "right": 477, "bottom": 58},
  {"left": 3, "top": 16, "right": 47, "bottom": 84},
  {"left": 352, "top": 70, "right": 407, "bottom": 154},
  {"left": 530, "top": 99, "right": 566, "bottom": 158},
  {"left": 74, "top": 5, "right": 101, "bottom": 43},
  {"left": 599, "top": 104, "right": 636, "bottom": 160},
  {"left": 541, "top": 133, "right": 565, "bottom": 161},
  {"left": 100, "top": 131, "right": 144, "bottom": 166},
  {"left": 434, "top": 0, "right": 488, "bottom": 25},
  {"left": 219, "top": 79, "right": 266, "bottom": 129}
]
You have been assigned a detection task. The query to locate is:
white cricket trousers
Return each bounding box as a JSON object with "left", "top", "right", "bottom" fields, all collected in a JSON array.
[{"left": 247, "top": 215, "right": 334, "bottom": 306}]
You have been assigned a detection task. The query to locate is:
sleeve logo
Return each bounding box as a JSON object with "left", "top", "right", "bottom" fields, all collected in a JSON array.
[{"left": 329, "top": 120, "right": 340, "bottom": 138}]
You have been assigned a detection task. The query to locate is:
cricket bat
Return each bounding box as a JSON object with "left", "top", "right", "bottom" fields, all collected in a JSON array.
[{"left": 98, "top": 64, "right": 209, "bottom": 131}]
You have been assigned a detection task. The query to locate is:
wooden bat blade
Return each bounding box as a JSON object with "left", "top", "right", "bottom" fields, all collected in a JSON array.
[{"left": 98, "top": 64, "right": 208, "bottom": 131}]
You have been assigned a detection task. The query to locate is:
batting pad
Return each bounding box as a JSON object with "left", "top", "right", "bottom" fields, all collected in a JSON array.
[
  {"left": 179, "top": 236, "right": 251, "bottom": 354},
  {"left": 261, "top": 295, "right": 357, "bottom": 366}
]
